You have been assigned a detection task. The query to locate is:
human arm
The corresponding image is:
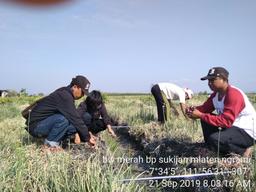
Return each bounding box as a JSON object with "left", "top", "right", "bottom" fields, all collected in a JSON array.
[
  {"left": 187, "top": 93, "right": 215, "bottom": 119},
  {"left": 180, "top": 103, "right": 188, "bottom": 118},
  {"left": 190, "top": 88, "right": 245, "bottom": 128},
  {"left": 101, "top": 104, "right": 116, "bottom": 137},
  {"left": 56, "top": 91, "right": 91, "bottom": 142},
  {"left": 107, "top": 124, "right": 117, "bottom": 137},
  {"left": 196, "top": 93, "right": 216, "bottom": 113}
]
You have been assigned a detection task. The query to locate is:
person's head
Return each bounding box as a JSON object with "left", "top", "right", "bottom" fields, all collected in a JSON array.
[
  {"left": 70, "top": 75, "right": 90, "bottom": 99},
  {"left": 184, "top": 88, "right": 193, "bottom": 100},
  {"left": 85, "top": 90, "right": 103, "bottom": 111},
  {"left": 201, "top": 67, "right": 229, "bottom": 92}
]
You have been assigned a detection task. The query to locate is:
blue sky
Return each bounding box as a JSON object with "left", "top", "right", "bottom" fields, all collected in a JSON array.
[{"left": 0, "top": 0, "right": 255, "bottom": 94}]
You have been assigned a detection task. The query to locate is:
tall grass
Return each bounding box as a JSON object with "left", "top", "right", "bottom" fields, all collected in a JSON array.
[
  {"left": 106, "top": 95, "right": 203, "bottom": 142},
  {"left": 0, "top": 94, "right": 255, "bottom": 191},
  {"left": 0, "top": 101, "right": 146, "bottom": 192},
  {"left": 105, "top": 94, "right": 256, "bottom": 191}
]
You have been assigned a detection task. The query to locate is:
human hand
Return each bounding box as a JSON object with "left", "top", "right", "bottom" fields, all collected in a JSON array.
[
  {"left": 185, "top": 106, "right": 195, "bottom": 117},
  {"left": 189, "top": 108, "right": 202, "bottom": 119},
  {"left": 88, "top": 132, "right": 97, "bottom": 147},
  {"left": 107, "top": 125, "right": 117, "bottom": 138}
]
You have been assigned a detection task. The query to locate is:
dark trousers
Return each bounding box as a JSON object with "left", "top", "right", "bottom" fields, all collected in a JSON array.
[
  {"left": 82, "top": 112, "right": 106, "bottom": 134},
  {"left": 32, "top": 114, "right": 77, "bottom": 143},
  {"left": 201, "top": 120, "right": 255, "bottom": 155},
  {"left": 151, "top": 84, "right": 166, "bottom": 123}
]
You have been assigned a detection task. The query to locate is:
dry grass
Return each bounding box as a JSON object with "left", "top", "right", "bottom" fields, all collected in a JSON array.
[{"left": 0, "top": 94, "right": 255, "bottom": 191}]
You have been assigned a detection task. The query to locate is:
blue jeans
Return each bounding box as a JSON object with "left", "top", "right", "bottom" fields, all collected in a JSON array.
[{"left": 33, "top": 114, "right": 77, "bottom": 146}]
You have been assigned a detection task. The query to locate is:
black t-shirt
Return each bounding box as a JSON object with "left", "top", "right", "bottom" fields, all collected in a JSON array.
[
  {"left": 28, "top": 86, "right": 90, "bottom": 142},
  {"left": 77, "top": 100, "right": 111, "bottom": 126}
]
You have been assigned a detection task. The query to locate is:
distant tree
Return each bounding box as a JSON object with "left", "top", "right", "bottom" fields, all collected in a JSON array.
[
  {"left": 6, "top": 90, "right": 18, "bottom": 97},
  {"left": 38, "top": 93, "right": 44, "bottom": 97},
  {"left": 198, "top": 91, "right": 208, "bottom": 95},
  {"left": 19, "top": 88, "right": 28, "bottom": 96}
]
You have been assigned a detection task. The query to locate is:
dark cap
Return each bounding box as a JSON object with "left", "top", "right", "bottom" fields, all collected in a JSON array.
[
  {"left": 71, "top": 75, "right": 90, "bottom": 95},
  {"left": 201, "top": 67, "right": 229, "bottom": 81}
]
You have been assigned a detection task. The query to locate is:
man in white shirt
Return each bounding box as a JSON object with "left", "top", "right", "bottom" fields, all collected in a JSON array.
[{"left": 151, "top": 83, "right": 193, "bottom": 123}]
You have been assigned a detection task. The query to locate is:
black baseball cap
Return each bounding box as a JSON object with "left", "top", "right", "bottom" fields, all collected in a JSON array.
[
  {"left": 71, "top": 75, "right": 90, "bottom": 95},
  {"left": 201, "top": 67, "right": 229, "bottom": 81}
]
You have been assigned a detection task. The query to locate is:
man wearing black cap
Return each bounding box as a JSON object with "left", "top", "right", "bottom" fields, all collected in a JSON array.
[
  {"left": 187, "top": 67, "right": 256, "bottom": 157},
  {"left": 24, "top": 75, "right": 96, "bottom": 150}
]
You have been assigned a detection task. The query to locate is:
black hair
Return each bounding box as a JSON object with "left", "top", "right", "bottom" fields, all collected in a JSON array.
[{"left": 85, "top": 90, "right": 103, "bottom": 112}]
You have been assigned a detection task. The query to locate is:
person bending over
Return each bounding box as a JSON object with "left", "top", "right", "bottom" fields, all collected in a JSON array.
[{"left": 151, "top": 82, "right": 193, "bottom": 123}]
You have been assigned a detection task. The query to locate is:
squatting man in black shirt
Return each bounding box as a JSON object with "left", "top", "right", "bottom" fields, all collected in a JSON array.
[{"left": 24, "top": 75, "right": 96, "bottom": 151}]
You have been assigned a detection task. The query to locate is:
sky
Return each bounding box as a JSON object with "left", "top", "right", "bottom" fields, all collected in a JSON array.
[{"left": 0, "top": 0, "right": 255, "bottom": 94}]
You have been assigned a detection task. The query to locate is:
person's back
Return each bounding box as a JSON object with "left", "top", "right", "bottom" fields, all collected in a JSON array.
[
  {"left": 29, "top": 87, "right": 71, "bottom": 128},
  {"left": 230, "top": 86, "right": 256, "bottom": 134},
  {"left": 151, "top": 82, "right": 193, "bottom": 123},
  {"left": 158, "top": 82, "right": 186, "bottom": 102}
]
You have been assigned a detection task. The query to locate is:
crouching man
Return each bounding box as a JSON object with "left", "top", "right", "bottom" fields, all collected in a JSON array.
[
  {"left": 23, "top": 75, "right": 96, "bottom": 150},
  {"left": 187, "top": 67, "right": 256, "bottom": 157}
]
